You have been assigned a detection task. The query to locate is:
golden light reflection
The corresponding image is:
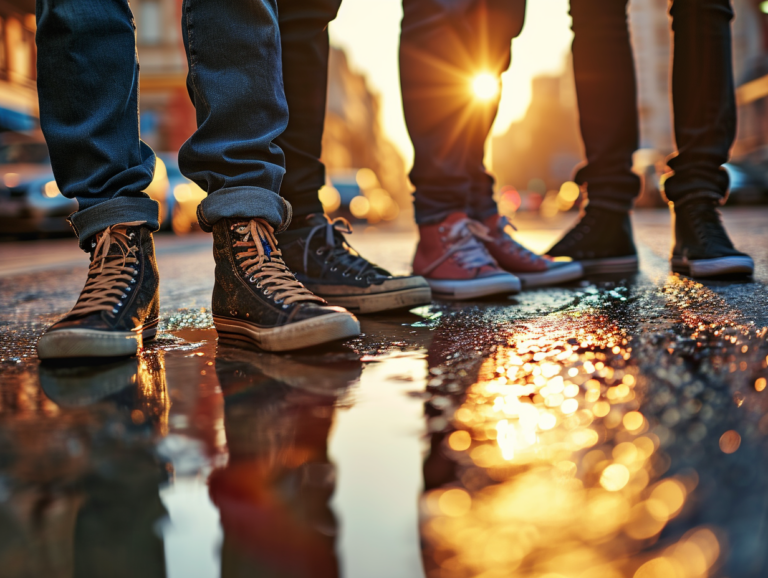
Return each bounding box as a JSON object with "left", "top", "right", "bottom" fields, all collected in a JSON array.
[{"left": 422, "top": 305, "right": 720, "bottom": 577}]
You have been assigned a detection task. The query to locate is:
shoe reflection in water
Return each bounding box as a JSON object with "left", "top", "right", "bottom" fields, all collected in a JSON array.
[
  {"left": 212, "top": 345, "right": 361, "bottom": 578},
  {"left": 0, "top": 355, "right": 170, "bottom": 578}
]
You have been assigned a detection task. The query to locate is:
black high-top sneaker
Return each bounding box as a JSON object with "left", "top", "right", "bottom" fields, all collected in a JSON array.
[
  {"left": 212, "top": 218, "right": 360, "bottom": 351},
  {"left": 546, "top": 205, "right": 638, "bottom": 275},
  {"left": 277, "top": 214, "right": 431, "bottom": 314},
  {"left": 671, "top": 199, "right": 754, "bottom": 278},
  {"left": 37, "top": 222, "right": 160, "bottom": 360}
]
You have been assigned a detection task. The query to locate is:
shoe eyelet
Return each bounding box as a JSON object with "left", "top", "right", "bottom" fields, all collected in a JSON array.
[
  {"left": 121, "top": 293, "right": 127, "bottom": 299},
  {"left": 264, "top": 289, "right": 271, "bottom": 296},
  {"left": 354, "top": 276, "right": 362, "bottom": 281},
  {"left": 132, "top": 269, "right": 138, "bottom": 276},
  {"left": 129, "top": 232, "right": 136, "bottom": 239},
  {"left": 130, "top": 278, "right": 136, "bottom": 284},
  {"left": 126, "top": 287, "right": 132, "bottom": 292},
  {"left": 249, "top": 275, "right": 256, "bottom": 283},
  {"left": 316, "top": 248, "right": 324, "bottom": 255},
  {"left": 275, "top": 298, "right": 283, "bottom": 304},
  {"left": 116, "top": 301, "right": 123, "bottom": 307},
  {"left": 330, "top": 267, "right": 338, "bottom": 272},
  {"left": 342, "top": 272, "right": 350, "bottom": 277},
  {"left": 112, "top": 308, "right": 119, "bottom": 314},
  {"left": 282, "top": 304, "right": 289, "bottom": 309}
]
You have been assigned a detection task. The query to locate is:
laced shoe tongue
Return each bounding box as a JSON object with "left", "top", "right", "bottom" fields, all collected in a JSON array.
[
  {"left": 300, "top": 213, "right": 386, "bottom": 279},
  {"left": 233, "top": 218, "right": 326, "bottom": 306},
  {"left": 71, "top": 221, "right": 145, "bottom": 319}
]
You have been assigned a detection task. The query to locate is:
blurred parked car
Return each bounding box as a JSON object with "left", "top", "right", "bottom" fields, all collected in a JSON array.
[{"left": 0, "top": 132, "right": 171, "bottom": 236}]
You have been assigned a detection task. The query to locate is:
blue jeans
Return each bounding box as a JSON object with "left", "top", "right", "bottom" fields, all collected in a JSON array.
[
  {"left": 276, "top": 0, "right": 524, "bottom": 225},
  {"left": 36, "top": 0, "right": 290, "bottom": 249},
  {"left": 400, "top": 0, "right": 526, "bottom": 224}
]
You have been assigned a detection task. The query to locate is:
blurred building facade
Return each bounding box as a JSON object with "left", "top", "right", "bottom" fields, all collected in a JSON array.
[
  {"left": 324, "top": 47, "right": 412, "bottom": 212},
  {"left": 0, "top": 0, "right": 37, "bottom": 132}
]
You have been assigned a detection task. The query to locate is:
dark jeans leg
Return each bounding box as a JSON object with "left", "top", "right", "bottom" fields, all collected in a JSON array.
[
  {"left": 467, "top": 0, "right": 526, "bottom": 223},
  {"left": 401, "top": 0, "right": 524, "bottom": 225},
  {"left": 277, "top": 0, "right": 343, "bottom": 222},
  {"left": 570, "top": 0, "right": 640, "bottom": 212},
  {"left": 179, "top": 0, "right": 291, "bottom": 232},
  {"left": 664, "top": 0, "right": 735, "bottom": 206},
  {"left": 35, "top": 0, "right": 159, "bottom": 248}
]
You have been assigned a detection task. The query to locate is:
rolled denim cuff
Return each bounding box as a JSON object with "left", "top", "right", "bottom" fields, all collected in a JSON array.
[
  {"left": 68, "top": 196, "right": 160, "bottom": 250},
  {"left": 196, "top": 186, "right": 292, "bottom": 233}
]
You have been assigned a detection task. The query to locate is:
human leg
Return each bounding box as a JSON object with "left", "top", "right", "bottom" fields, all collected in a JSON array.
[
  {"left": 666, "top": 0, "right": 753, "bottom": 277},
  {"left": 179, "top": 0, "right": 360, "bottom": 349},
  {"left": 274, "top": 0, "right": 431, "bottom": 313},
  {"left": 546, "top": 0, "right": 640, "bottom": 275},
  {"left": 35, "top": 0, "right": 160, "bottom": 359},
  {"left": 276, "top": 0, "right": 342, "bottom": 222},
  {"left": 35, "top": 0, "right": 159, "bottom": 246}
]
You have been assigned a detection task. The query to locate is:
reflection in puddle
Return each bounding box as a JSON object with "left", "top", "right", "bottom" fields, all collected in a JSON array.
[{"left": 0, "top": 273, "right": 767, "bottom": 577}]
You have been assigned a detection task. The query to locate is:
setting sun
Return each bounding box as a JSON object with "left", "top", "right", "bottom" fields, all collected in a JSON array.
[{"left": 472, "top": 72, "right": 500, "bottom": 101}]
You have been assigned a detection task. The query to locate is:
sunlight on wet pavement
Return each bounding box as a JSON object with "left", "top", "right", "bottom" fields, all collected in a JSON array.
[{"left": 1, "top": 214, "right": 768, "bottom": 578}]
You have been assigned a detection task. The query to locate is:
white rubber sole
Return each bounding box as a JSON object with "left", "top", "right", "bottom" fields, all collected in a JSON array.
[
  {"left": 427, "top": 273, "right": 521, "bottom": 301},
  {"left": 36, "top": 320, "right": 158, "bottom": 360},
  {"left": 516, "top": 262, "right": 584, "bottom": 288},
  {"left": 321, "top": 286, "right": 432, "bottom": 314},
  {"left": 672, "top": 255, "right": 754, "bottom": 278},
  {"left": 214, "top": 312, "right": 360, "bottom": 352},
  {"left": 579, "top": 255, "right": 639, "bottom": 275}
]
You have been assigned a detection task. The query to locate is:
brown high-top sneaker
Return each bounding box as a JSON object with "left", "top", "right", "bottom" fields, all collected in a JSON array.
[
  {"left": 412, "top": 212, "right": 520, "bottom": 300},
  {"left": 211, "top": 218, "right": 360, "bottom": 351},
  {"left": 37, "top": 221, "right": 160, "bottom": 359},
  {"left": 483, "top": 214, "right": 583, "bottom": 288}
]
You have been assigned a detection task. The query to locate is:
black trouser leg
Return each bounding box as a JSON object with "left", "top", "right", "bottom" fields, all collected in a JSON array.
[
  {"left": 277, "top": 0, "right": 343, "bottom": 222},
  {"left": 570, "top": 0, "right": 640, "bottom": 212},
  {"left": 664, "top": 0, "right": 735, "bottom": 206}
]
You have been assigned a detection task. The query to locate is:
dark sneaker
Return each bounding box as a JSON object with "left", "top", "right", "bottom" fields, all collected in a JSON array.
[
  {"left": 212, "top": 218, "right": 360, "bottom": 351},
  {"left": 483, "top": 214, "right": 583, "bottom": 288},
  {"left": 546, "top": 206, "right": 639, "bottom": 274},
  {"left": 412, "top": 212, "right": 521, "bottom": 300},
  {"left": 671, "top": 199, "right": 754, "bottom": 278},
  {"left": 36, "top": 222, "right": 160, "bottom": 360},
  {"left": 277, "top": 214, "right": 431, "bottom": 314}
]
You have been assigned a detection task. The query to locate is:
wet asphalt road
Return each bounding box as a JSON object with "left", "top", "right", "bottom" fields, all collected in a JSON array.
[{"left": 0, "top": 208, "right": 767, "bottom": 578}]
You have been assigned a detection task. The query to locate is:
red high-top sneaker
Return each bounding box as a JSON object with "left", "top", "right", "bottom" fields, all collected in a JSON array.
[
  {"left": 413, "top": 213, "right": 520, "bottom": 300},
  {"left": 483, "top": 214, "right": 583, "bottom": 288}
]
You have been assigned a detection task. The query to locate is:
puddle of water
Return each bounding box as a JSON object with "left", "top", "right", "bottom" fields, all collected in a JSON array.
[{"left": 1, "top": 272, "right": 768, "bottom": 578}]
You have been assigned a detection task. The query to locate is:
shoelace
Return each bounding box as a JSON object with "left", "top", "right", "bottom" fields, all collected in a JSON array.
[
  {"left": 302, "top": 214, "right": 376, "bottom": 280},
  {"left": 234, "top": 218, "right": 325, "bottom": 306},
  {"left": 422, "top": 218, "right": 497, "bottom": 276},
  {"left": 67, "top": 221, "right": 146, "bottom": 319},
  {"left": 494, "top": 216, "right": 546, "bottom": 265},
  {"left": 556, "top": 212, "right": 596, "bottom": 248}
]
